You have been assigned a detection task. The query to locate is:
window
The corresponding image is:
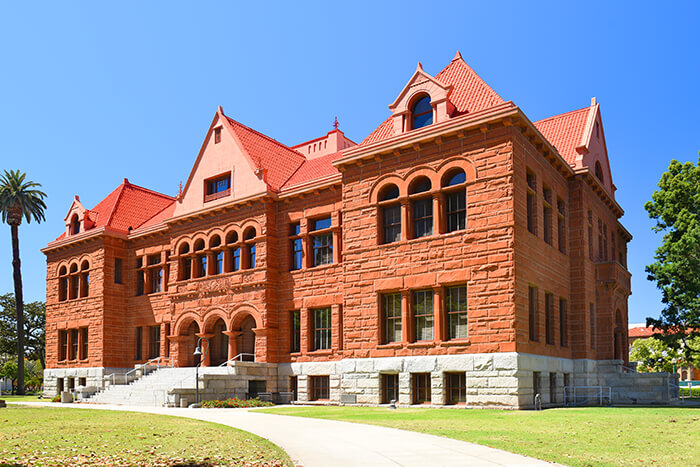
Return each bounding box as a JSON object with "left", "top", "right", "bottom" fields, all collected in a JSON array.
[
  {"left": 528, "top": 286, "right": 538, "bottom": 342},
  {"left": 136, "top": 269, "right": 144, "bottom": 296},
  {"left": 69, "top": 264, "right": 79, "bottom": 299},
  {"left": 214, "top": 126, "right": 222, "bottom": 144},
  {"left": 446, "top": 285, "right": 468, "bottom": 339},
  {"left": 557, "top": 199, "right": 566, "bottom": 253},
  {"left": 198, "top": 254, "right": 207, "bottom": 277},
  {"left": 289, "top": 223, "right": 303, "bottom": 270},
  {"left": 247, "top": 244, "right": 256, "bottom": 268},
  {"left": 595, "top": 161, "right": 604, "bottom": 182},
  {"left": 412, "top": 373, "right": 431, "bottom": 404},
  {"left": 135, "top": 327, "right": 143, "bottom": 360},
  {"left": 114, "top": 258, "right": 123, "bottom": 284},
  {"left": 79, "top": 261, "right": 89, "bottom": 298},
  {"left": 382, "top": 293, "right": 402, "bottom": 343},
  {"left": 597, "top": 219, "right": 604, "bottom": 261},
  {"left": 381, "top": 373, "right": 399, "bottom": 404},
  {"left": 446, "top": 372, "right": 466, "bottom": 405},
  {"left": 70, "top": 214, "right": 80, "bottom": 235},
  {"left": 59, "top": 330, "right": 67, "bottom": 361},
  {"left": 230, "top": 247, "right": 241, "bottom": 272},
  {"left": 313, "top": 307, "right": 331, "bottom": 350},
  {"left": 413, "top": 290, "right": 434, "bottom": 341},
  {"left": 178, "top": 244, "right": 191, "bottom": 280},
  {"left": 588, "top": 210, "right": 594, "bottom": 260},
  {"left": 78, "top": 377, "right": 86, "bottom": 387},
  {"left": 80, "top": 327, "right": 88, "bottom": 360},
  {"left": 382, "top": 205, "right": 401, "bottom": 244},
  {"left": 549, "top": 373, "right": 557, "bottom": 403},
  {"left": 290, "top": 311, "right": 301, "bottom": 353},
  {"left": 603, "top": 224, "right": 608, "bottom": 261},
  {"left": 310, "top": 375, "right": 330, "bottom": 400},
  {"left": 559, "top": 298, "right": 568, "bottom": 347},
  {"left": 58, "top": 266, "right": 68, "bottom": 301},
  {"left": 526, "top": 171, "right": 537, "bottom": 235},
  {"left": 214, "top": 251, "right": 224, "bottom": 275},
  {"left": 148, "top": 325, "right": 160, "bottom": 359},
  {"left": 411, "top": 95, "right": 433, "bottom": 129},
  {"left": 445, "top": 190, "right": 466, "bottom": 232},
  {"left": 412, "top": 198, "right": 433, "bottom": 238},
  {"left": 589, "top": 303, "right": 595, "bottom": 349},
  {"left": 149, "top": 267, "right": 162, "bottom": 294},
  {"left": 545, "top": 293, "right": 553, "bottom": 345},
  {"left": 204, "top": 173, "right": 231, "bottom": 202},
  {"left": 543, "top": 187, "right": 552, "bottom": 245},
  {"left": 70, "top": 329, "right": 79, "bottom": 360},
  {"left": 311, "top": 217, "right": 333, "bottom": 267},
  {"left": 290, "top": 376, "right": 298, "bottom": 401}
]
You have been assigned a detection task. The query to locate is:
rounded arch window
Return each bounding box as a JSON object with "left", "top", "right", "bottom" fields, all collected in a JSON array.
[
  {"left": 210, "top": 235, "right": 221, "bottom": 248},
  {"left": 81, "top": 260, "right": 89, "bottom": 270},
  {"left": 409, "top": 176, "right": 432, "bottom": 195},
  {"left": 178, "top": 242, "right": 190, "bottom": 255},
  {"left": 411, "top": 95, "right": 433, "bottom": 130},
  {"left": 58, "top": 266, "right": 68, "bottom": 302},
  {"left": 226, "top": 231, "right": 238, "bottom": 244},
  {"left": 58, "top": 266, "right": 67, "bottom": 276},
  {"left": 595, "top": 161, "right": 604, "bottom": 183},
  {"left": 378, "top": 184, "right": 399, "bottom": 202},
  {"left": 243, "top": 227, "right": 256, "bottom": 241},
  {"left": 69, "top": 263, "right": 78, "bottom": 274},
  {"left": 194, "top": 239, "right": 205, "bottom": 251},
  {"left": 70, "top": 214, "right": 80, "bottom": 235},
  {"left": 441, "top": 168, "right": 467, "bottom": 187}
]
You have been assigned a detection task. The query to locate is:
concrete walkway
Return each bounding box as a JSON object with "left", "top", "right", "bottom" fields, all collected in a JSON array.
[{"left": 11, "top": 402, "right": 558, "bottom": 466}]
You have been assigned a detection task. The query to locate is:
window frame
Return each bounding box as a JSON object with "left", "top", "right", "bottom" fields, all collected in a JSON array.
[
  {"left": 446, "top": 372, "right": 466, "bottom": 405},
  {"left": 203, "top": 172, "right": 231, "bottom": 202},
  {"left": 445, "top": 285, "right": 468, "bottom": 340},
  {"left": 413, "top": 289, "right": 434, "bottom": 342},
  {"left": 411, "top": 95, "right": 433, "bottom": 130},
  {"left": 310, "top": 375, "right": 330, "bottom": 401},
  {"left": 412, "top": 372, "right": 431, "bottom": 404},
  {"left": 310, "top": 217, "right": 334, "bottom": 267},
  {"left": 381, "top": 293, "right": 402, "bottom": 344},
  {"left": 290, "top": 310, "right": 301, "bottom": 353},
  {"left": 381, "top": 373, "right": 399, "bottom": 404},
  {"left": 526, "top": 170, "right": 537, "bottom": 236},
  {"left": 312, "top": 307, "right": 332, "bottom": 351},
  {"left": 545, "top": 292, "right": 554, "bottom": 345}
]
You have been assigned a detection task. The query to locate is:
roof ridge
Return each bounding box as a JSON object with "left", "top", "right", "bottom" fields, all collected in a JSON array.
[
  {"left": 132, "top": 199, "right": 176, "bottom": 230},
  {"left": 226, "top": 116, "right": 306, "bottom": 162},
  {"left": 436, "top": 56, "right": 505, "bottom": 104},
  {"left": 124, "top": 182, "right": 175, "bottom": 201},
  {"left": 534, "top": 106, "right": 590, "bottom": 124},
  {"left": 104, "top": 183, "right": 127, "bottom": 228}
]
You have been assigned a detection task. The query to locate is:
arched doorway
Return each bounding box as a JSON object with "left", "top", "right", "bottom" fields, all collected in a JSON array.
[
  {"left": 237, "top": 316, "right": 256, "bottom": 361},
  {"left": 614, "top": 309, "right": 625, "bottom": 361},
  {"left": 183, "top": 321, "right": 201, "bottom": 367},
  {"left": 210, "top": 318, "right": 229, "bottom": 366}
]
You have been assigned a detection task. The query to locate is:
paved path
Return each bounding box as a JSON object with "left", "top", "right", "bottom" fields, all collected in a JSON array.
[{"left": 11, "top": 402, "right": 558, "bottom": 466}]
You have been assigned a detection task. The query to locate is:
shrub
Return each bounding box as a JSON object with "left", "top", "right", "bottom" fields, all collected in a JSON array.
[
  {"left": 680, "top": 386, "right": 700, "bottom": 398},
  {"left": 51, "top": 395, "right": 61, "bottom": 403},
  {"left": 200, "top": 397, "right": 274, "bottom": 408}
]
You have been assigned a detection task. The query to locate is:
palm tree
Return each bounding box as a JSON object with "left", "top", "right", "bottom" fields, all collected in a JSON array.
[{"left": 0, "top": 170, "right": 46, "bottom": 395}]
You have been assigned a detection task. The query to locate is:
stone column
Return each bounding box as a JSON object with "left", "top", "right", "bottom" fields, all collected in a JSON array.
[
  {"left": 433, "top": 287, "right": 444, "bottom": 341},
  {"left": 196, "top": 333, "right": 214, "bottom": 367},
  {"left": 401, "top": 290, "right": 411, "bottom": 343},
  {"left": 401, "top": 199, "right": 411, "bottom": 240},
  {"left": 432, "top": 194, "right": 441, "bottom": 235},
  {"left": 224, "top": 331, "right": 241, "bottom": 362}
]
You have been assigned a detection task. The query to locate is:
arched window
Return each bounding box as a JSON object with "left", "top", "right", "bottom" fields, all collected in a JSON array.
[
  {"left": 409, "top": 177, "right": 433, "bottom": 238},
  {"left": 441, "top": 168, "right": 467, "bottom": 232},
  {"left": 243, "top": 228, "right": 257, "bottom": 269},
  {"left": 70, "top": 214, "right": 80, "bottom": 235},
  {"left": 178, "top": 243, "right": 191, "bottom": 281},
  {"left": 194, "top": 239, "right": 206, "bottom": 278},
  {"left": 58, "top": 266, "right": 68, "bottom": 302},
  {"left": 226, "top": 231, "right": 240, "bottom": 272},
  {"left": 69, "top": 264, "right": 79, "bottom": 300},
  {"left": 411, "top": 95, "right": 433, "bottom": 130},
  {"left": 378, "top": 184, "right": 401, "bottom": 244},
  {"left": 79, "top": 260, "right": 90, "bottom": 298},
  {"left": 595, "top": 161, "right": 604, "bottom": 183},
  {"left": 209, "top": 235, "right": 222, "bottom": 275}
]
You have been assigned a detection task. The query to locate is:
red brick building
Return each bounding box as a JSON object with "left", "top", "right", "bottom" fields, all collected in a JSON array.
[{"left": 43, "top": 53, "right": 637, "bottom": 407}]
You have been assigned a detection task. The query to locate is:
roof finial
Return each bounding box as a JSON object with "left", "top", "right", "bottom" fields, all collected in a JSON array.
[
  {"left": 453, "top": 51, "right": 463, "bottom": 61},
  {"left": 416, "top": 62, "right": 423, "bottom": 71},
  {"left": 178, "top": 181, "right": 183, "bottom": 196},
  {"left": 333, "top": 116, "right": 339, "bottom": 131},
  {"left": 591, "top": 97, "right": 597, "bottom": 106},
  {"left": 123, "top": 178, "right": 129, "bottom": 185}
]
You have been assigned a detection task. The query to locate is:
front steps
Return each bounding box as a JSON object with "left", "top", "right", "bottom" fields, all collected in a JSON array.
[{"left": 87, "top": 367, "right": 197, "bottom": 406}]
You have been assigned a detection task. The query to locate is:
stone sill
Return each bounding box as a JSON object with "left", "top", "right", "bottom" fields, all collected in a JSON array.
[
  {"left": 377, "top": 343, "right": 403, "bottom": 349},
  {"left": 285, "top": 263, "right": 340, "bottom": 275},
  {"left": 441, "top": 339, "right": 471, "bottom": 347},
  {"left": 372, "top": 229, "right": 468, "bottom": 252},
  {"left": 407, "top": 341, "right": 437, "bottom": 348},
  {"left": 307, "top": 350, "right": 334, "bottom": 356}
]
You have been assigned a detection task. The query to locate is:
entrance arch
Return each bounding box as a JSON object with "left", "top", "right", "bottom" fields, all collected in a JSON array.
[
  {"left": 237, "top": 315, "right": 256, "bottom": 361},
  {"left": 209, "top": 318, "right": 229, "bottom": 366},
  {"left": 182, "top": 321, "right": 201, "bottom": 367}
]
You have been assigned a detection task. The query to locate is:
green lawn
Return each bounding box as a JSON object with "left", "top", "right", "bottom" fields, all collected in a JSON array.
[
  {"left": 0, "top": 405, "right": 291, "bottom": 466},
  {"left": 260, "top": 406, "right": 699, "bottom": 467},
  {"left": 0, "top": 395, "right": 45, "bottom": 402}
]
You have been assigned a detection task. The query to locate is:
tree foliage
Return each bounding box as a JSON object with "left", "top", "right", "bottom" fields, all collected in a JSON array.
[
  {"left": 645, "top": 156, "right": 700, "bottom": 360},
  {"left": 630, "top": 337, "right": 700, "bottom": 373},
  {"left": 0, "top": 294, "right": 45, "bottom": 366}
]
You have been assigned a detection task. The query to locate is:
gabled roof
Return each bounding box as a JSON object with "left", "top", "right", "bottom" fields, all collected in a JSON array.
[
  {"left": 282, "top": 151, "right": 344, "bottom": 190},
  {"left": 222, "top": 115, "right": 306, "bottom": 192},
  {"left": 361, "top": 53, "right": 505, "bottom": 146},
  {"left": 534, "top": 106, "right": 592, "bottom": 168},
  {"left": 55, "top": 179, "right": 174, "bottom": 240}
]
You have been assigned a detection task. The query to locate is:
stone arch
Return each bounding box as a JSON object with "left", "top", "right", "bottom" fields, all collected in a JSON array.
[
  {"left": 174, "top": 311, "right": 203, "bottom": 337},
  {"left": 230, "top": 304, "right": 263, "bottom": 329},
  {"left": 175, "top": 237, "right": 192, "bottom": 254},
  {"left": 369, "top": 174, "right": 406, "bottom": 203},
  {"left": 202, "top": 307, "right": 231, "bottom": 333},
  {"left": 225, "top": 227, "right": 240, "bottom": 244},
  {"left": 403, "top": 166, "right": 438, "bottom": 189},
  {"left": 207, "top": 228, "right": 225, "bottom": 246},
  {"left": 436, "top": 157, "right": 477, "bottom": 184}
]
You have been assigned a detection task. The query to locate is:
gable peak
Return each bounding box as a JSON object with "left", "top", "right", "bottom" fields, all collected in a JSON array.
[{"left": 452, "top": 50, "right": 463, "bottom": 62}]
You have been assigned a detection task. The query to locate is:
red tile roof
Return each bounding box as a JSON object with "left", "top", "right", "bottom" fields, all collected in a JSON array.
[
  {"left": 282, "top": 151, "right": 344, "bottom": 190},
  {"left": 223, "top": 116, "right": 306, "bottom": 192},
  {"left": 628, "top": 327, "right": 656, "bottom": 339},
  {"left": 131, "top": 201, "right": 176, "bottom": 233},
  {"left": 361, "top": 54, "right": 505, "bottom": 146},
  {"left": 534, "top": 106, "right": 591, "bottom": 168}
]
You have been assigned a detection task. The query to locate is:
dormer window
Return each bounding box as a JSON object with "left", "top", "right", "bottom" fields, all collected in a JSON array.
[
  {"left": 594, "top": 162, "right": 604, "bottom": 183},
  {"left": 204, "top": 173, "right": 231, "bottom": 202},
  {"left": 69, "top": 214, "right": 80, "bottom": 235},
  {"left": 411, "top": 95, "right": 433, "bottom": 130}
]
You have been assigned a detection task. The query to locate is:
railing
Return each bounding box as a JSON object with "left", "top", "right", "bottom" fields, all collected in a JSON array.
[
  {"left": 564, "top": 386, "right": 612, "bottom": 406},
  {"left": 105, "top": 356, "right": 173, "bottom": 386},
  {"left": 218, "top": 353, "right": 256, "bottom": 366},
  {"left": 679, "top": 380, "right": 700, "bottom": 399},
  {"left": 621, "top": 364, "right": 638, "bottom": 373}
]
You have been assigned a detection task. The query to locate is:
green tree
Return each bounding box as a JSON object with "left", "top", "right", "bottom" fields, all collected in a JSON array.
[
  {"left": 0, "top": 170, "right": 47, "bottom": 395},
  {"left": 645, "top": 156, "right": 700, "bottom": 362},
  {"left": 0, "top": 359, "right": 18, "bottom": 394},
  {"left": 630, "top": 337, "right": 700, "bottom": 373},
  {"left": 0, "top": 294, "right": 46, "bottom": 367}
]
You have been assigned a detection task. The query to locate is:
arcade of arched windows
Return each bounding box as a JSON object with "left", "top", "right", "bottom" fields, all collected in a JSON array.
[
  {"left": 57, "top": 258, "right": 91, "bottom": 302},
  {"left": 173, "top": 222, "right": 261, "bottom": 284}
]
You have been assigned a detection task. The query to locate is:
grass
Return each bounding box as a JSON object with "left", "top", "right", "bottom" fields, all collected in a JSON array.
[
  {"left": 0, "top": 395, "right": 46, "bottom": 402},
  {"left": 259, "top": 405, "right": 700, "bottom": 466},
  {"left": 0, "top": 405, "right": 291, "bottom": 466}
]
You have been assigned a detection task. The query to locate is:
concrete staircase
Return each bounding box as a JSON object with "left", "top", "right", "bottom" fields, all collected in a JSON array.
[{"left": 87, "top": 367, "right": 197, "bottom": 406}]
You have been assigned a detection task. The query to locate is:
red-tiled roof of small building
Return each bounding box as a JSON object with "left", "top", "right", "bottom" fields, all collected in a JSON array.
[
  {"left": 534, "top": 106, "right": 591, "bottom": 168},
  {"left": 361, "top": 54, "right": 505, "bottom": 146},
  {"left": 223, "top": 115, "right": 306, "bottom": 192},
  {"left": 628, "top": 326, "right": 657, "bottom": 339},
  {"left": 282, "top": 151, "right": 344, "bottom": 190}
]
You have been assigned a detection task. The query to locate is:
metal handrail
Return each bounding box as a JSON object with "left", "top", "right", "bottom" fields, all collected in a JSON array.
[
  {"left": 105, "top": 356, "right": 173, "bottom": 386},
  {"left": 218, "top": 353, "right": 256, "bottom": 366}
]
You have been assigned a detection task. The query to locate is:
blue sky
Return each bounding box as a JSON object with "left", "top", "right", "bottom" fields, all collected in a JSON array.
[{"left": 0, "top": 1, "right": 698, "bottom": 324}]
